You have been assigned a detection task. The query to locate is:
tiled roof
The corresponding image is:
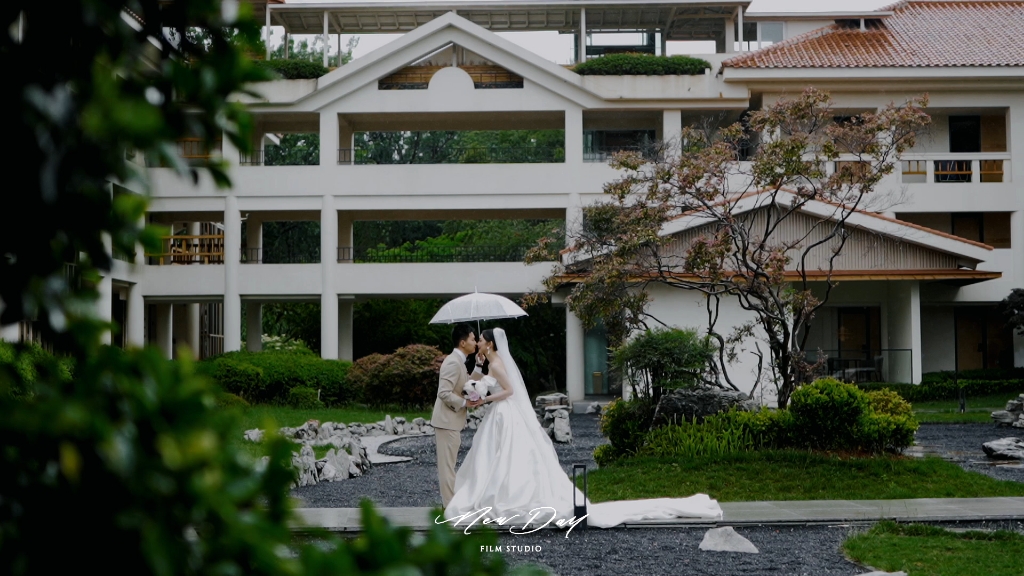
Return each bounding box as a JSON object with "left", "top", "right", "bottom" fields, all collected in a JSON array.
[{"left": 724, "top": 1, "right": 1024, "bottom": 68}]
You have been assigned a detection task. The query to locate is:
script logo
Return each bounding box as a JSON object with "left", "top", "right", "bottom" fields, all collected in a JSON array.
[{"left": 435, "top": 507, "right": 587, "bottom": 538}]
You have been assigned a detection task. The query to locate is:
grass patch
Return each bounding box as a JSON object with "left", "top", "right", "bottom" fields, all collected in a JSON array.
[
  {"left": 912, "top": 393, "right": 1012, "bottom": 424},
  {"left": 587, "top": 451, "right": 1024, "bottom": 502},
  {"left": 844, "top": 521, "right": 1024, "bottom": 576},
  {"left": 231, "top": 404, "right": 433, "bottom": 462}
]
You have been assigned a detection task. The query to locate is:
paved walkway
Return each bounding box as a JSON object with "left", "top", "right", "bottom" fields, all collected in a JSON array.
[{"left": 292, "top": 496, "right": 1024, "bottom": 532}]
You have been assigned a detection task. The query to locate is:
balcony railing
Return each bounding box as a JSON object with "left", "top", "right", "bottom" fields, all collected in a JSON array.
[
  {"left": 240, "top": 146, "right": 319, "bottom": 166},
  {"left": 338, "top": 146, "right": 565, "bottom": 165},
  {"left": 241, "top": 247, "right": 319, "bottom": 264},
  {"left": 147, "top": 235, "right": 224, "bottom": 265},
  {"left": 583, "top": 144, "right": 663, "bottom": 163},
  {"left": 802, "top": 349, "right": 912, "bottom": 384},
  {"left": 337, "top": 245, "right": 537, "bottom": 263},
  {"left": 899, "top": 155, "right": 1009, "bottom": 184}
]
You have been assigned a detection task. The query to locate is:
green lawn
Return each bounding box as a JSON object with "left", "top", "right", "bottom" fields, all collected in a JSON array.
[
  {"left": 587, "top": 451, "right": 1024, "bottom": 502},
  {"left": 232, "top": 404, "right": 434, "bottom": 461},
  {"left": 844, "top": 521, "right": 1024, "bottom": 576},
  {"left": 912, "top": 393, "right": 1018, "bottom": 423}
]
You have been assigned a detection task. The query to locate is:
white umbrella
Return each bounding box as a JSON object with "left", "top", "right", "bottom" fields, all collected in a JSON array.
[{"left": 429, "top": 290, "right": 528, "bottom": 333}]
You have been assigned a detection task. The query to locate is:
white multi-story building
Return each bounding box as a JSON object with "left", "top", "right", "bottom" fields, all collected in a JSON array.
[{"left": 4, "top": 0, "right": 1022, "bottom": 405}]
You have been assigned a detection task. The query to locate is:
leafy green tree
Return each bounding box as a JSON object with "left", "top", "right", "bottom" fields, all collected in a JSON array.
[
  {"left": 0, "top": 2, "right": 531, "bottom": 574},
  {"left": 1001, "top": 288, "right": 1024, "bottom": 336},
  {"left": 269, "top": 34, "right": 358, "bottom": 68}
]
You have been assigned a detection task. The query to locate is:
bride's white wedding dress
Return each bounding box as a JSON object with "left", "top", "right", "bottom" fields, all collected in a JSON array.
[{"left": 443, "top": 328, "right": 722, "bottom": 529}]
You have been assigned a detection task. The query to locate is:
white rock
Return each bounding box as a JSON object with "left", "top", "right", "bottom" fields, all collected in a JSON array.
[
  {"left": 468, "top": 420, "right": 478, "bottom": 430},
  {"left": 982, "top": 437, "right": 1024, "bottom": 460},
  {"left": 384, "top": 415, "right": 395, "bottom": 435},
  {"left": 243, "top": 429, "right": 264, "bottom": 443},
  {"left": 553, "top": 416, "right": 572, "bottom": 443},
  {"left": 585, "top": 402, "right": 602, "bottom": 414},
  {"left": 395, "top": 416, "right": 407, "bottom": 424},
  {"left": 698, "top": 527, "right": 759, "bottom": 553},
  {"left": 395, "top": 422, "right": 406, "bottom": 435},
  {"left": 413, "top": 417, "right": 426, "bottom": 426},
  {"left": 422, "top": 424, "right": 434, "bottom": 435}
]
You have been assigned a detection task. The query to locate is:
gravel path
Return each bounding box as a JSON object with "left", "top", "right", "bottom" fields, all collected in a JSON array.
[{"left": 912, "top": 423, "right": 1024, "bottom": 483}]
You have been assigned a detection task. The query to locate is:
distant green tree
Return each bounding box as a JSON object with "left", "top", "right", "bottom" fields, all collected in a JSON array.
[{"left": 269, "top": 34, "right": 358, "bottom": 68}]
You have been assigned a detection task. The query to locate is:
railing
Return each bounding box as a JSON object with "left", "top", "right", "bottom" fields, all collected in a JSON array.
[
  {"left": 802, "top": 348, "right": 913, "bottom": 384},
  {"left": 337, "top": 245, "right": 536, "bottom": 263},
  {"left": 378, "top": 65, "right": 524, "bottom": 90},
  {"left": 339, "top": 146, "right": 564, "bottom": 165},
  {"left": 146, "top": 138, "right": 222, "bottom": 166},
  {"left": 241, "top": 247, "right": 319, "bottom": 264},
  {"left": 240, "top": 145, "right": 319, "bottom": 166},
  {"left": 583, "top": 144, "right": 663, "bottom": 163},
  {"left": 899, "top": 155, "right": 1009, "bottom": 183},
  {"left": 147, "top": 235, "right": 224, "bottom": 265}
]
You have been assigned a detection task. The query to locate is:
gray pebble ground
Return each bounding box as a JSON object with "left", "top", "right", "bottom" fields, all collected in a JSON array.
[{"left": 292, "top": 414, "right": 1024, "bottom": 576}]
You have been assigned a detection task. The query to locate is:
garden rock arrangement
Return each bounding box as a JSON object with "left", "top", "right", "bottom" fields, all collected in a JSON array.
[
  {"left": 981, "top": 437, "right": 1024, "bottom": 460},
  {"left": 652, "top": 387, "right": 758, "bottom": 426},
  {"left": 246, "top": 416, "right": 437, "bottom": 487},
  {"left": 991, "top": 394, "right": 1024, "bottom": 428},
  {"left": 534, "top": 393, "right": 573, "bottom": 443}
]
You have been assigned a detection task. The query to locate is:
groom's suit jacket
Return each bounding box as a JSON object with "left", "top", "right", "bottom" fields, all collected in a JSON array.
[{"left": 431, "top": 353, "right": 469, "bottom": 431}]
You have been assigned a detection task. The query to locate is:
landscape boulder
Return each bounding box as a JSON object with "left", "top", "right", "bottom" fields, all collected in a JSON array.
[
  {"left": 653, "top": 387, "right": 758, "bottom": 426},
  {"left": 981, "top": 437, "right": 1024, "bottom": 460}
]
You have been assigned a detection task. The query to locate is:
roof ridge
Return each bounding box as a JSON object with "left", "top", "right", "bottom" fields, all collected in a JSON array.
[{"left": 721, "top": 22, "right": 841, "bottom": 68}]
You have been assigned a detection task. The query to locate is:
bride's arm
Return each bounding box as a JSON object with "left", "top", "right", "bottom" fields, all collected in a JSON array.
[{"left": 483, "top": 362, "right": 514, "bottom": 404}]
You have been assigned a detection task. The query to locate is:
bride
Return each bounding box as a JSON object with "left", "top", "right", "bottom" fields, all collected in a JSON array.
[{"left": 443, "top": 327, "right": 722, "bottom": 529}]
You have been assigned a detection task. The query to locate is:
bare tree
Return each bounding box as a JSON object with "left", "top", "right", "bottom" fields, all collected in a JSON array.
[{"left": 527, "top": 89, "right": 930, "bottom": 407}]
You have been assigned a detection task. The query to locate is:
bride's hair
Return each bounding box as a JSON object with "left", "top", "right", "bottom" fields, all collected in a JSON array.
[{"left": 480, "top": 329, "right": 499, "bottom": 351}]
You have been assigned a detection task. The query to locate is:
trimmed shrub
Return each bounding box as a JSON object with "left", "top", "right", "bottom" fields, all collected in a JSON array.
[
  {"left": 574, "top": 53, "right": 711, "bottom": 76},
  {"left": 790, "top": 378, "right": 868, "bottom": 451},
  {"left": 858, "top": 374, "right": 1024, "bottom": 403},
  {"left": 286, "top": 386, "right": 324, "bottom": 409},
  {"left": 255, "top": 59, "right": 328, "bottom": 80},
  {"left": 858, "top": 389, "right": 918, "bottom": 453},
  {"left": 202, "top": 350, "right": 352, "bottom": 405},
  {"left": 348, "top": 345, "right": 445, "bottom": 408},
  {"left": 215, "top": 392, "right": 250, "bottom": 409},
  {"left": 599, "top": 397, "right": 657, "bottom": 457}
]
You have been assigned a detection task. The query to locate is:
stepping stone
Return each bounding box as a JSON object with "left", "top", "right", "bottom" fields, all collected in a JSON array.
[
  {"left": 360, "top": 435, "right": 413, "bottom": 464},
  {"left": 698, "top": 526, "right": 758, "bottom": 553}
]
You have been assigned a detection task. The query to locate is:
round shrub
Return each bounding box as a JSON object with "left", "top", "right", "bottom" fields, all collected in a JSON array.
[
  {"left": 348, "top": 345, "right": 445, "bottom": 408},
  {"left": 202, "top": 350, "right": 352, "bottom": 405},
  {"left": 574, "top": 53, "right": 711, "bottom": 76},
  {"left": 209, "top": 357, "right": 266, "bottom": 401},
  {"left": 593, "top": 444, "right": 620, "bottom": 467},
  {"left": 286, "top": 386, "right": 324, "bottom": 409},
  {"left": 790, "top": 377, "right": 868, "bottom": 451},
  {"left": 858, "top": 389, "right": 918, "bottom": 453},
  {"left": 599, "top": 397, "right": 656, "bottom": 456},
  {"left": 215, "top": 392, "right": 250, "bottom": 409}
]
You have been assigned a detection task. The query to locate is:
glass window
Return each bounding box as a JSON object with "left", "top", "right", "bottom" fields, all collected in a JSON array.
[{"left": 759, "top": 22, "right": 784, "bottom": 46}]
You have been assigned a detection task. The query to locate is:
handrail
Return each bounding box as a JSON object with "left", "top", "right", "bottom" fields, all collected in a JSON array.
[
  {"left": 339, "top": 146, "right": 565, "bottom": 165},
  {"left": 337, "top": 245, "right": 538, "bottom": 263},
  {"left": 241, "top": 247, "right": 319, "bottom": 264},
  {"left": 147, "top": 235, "right": 224, "bottom": 265}
]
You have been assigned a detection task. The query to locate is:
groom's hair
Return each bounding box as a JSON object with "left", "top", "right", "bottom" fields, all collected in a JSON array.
[{"left": 451, "top": 323, "right": 475, "bottom": 349}]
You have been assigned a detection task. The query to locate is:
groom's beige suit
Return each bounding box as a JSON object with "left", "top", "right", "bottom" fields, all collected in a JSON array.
[{"left": 432, "top": 349, "right": 473, "bottom": 508}]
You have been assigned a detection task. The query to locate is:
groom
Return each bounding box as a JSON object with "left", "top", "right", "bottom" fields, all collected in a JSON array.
[{"left": 432, "top": 323, "right": 485, "bottom": 508}]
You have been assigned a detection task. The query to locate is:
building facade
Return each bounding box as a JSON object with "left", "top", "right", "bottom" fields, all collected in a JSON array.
[{"left": 3, "top": 0, "right": 1022, "bottom": 405}]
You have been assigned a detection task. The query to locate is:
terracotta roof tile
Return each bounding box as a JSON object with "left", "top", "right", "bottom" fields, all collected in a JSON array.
[{"left": 724, "top": 1, "right": 1024, "bottom": 69}]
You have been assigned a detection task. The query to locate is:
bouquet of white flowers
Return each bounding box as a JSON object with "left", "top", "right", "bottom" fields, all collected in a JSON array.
[{"left": 462, "top": 375, "right": 498, "bottom": 403}]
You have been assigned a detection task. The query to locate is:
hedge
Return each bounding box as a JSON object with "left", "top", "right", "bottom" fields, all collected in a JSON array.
[
  {"left": 254, "top": 59, "right": 329, "bottom": 80},
  {"left": 573, "top": 53, "right": 711, "bottom": 76},
  {"left": 200, "top": 349, "right": 352, "bottom": 405},
  {"left": 0, "top": 341, "right": 75, "bottom": 398},
  {"left": 857, "top": 368, "right": 1024, "bottom": 402}
]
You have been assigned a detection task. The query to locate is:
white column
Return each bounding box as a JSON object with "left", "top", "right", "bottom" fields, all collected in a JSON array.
[
  {"left": 660, "top": 30, "right": 668, "bottom": 56},
  {"left": 737, "top": 7, "right": 745, "bottom": 52},
  {"left": 320, "top": 195, "right": 339, "bottom": 359},
  {"left": 126, "top": 284, "right": 145, "bottom": 348},
  {"left": 566, "top": 307, "right": 585, "bottom": 404},
  {"left": 284, "top": 32, "right": 289, "bottom": 58},
  {"left": 577, "top": 8, "right": 586, "bottom": 64},
  {"left": 662, "top": 109, "right": 682, "bottom": 151},
  {"left": 265, "top": 5, "right": 271, "bottom": 61},
  {"left": 246, "top": 302, "right": 262, "bottom": 352},
  {"left": 224, "top": 196, "right": 242, "bottom": 352},
  {"left": 187, "top": 303, "right": 201, "bottom": 357},
  {"left": 338, "top": 298, "right": 354, "bottom": 362},
  {"left": 223, "top": 129, "right": 239, "bottom": 168},
  {"left": 725, "top": 17, "right": 735, "bottom": 53},
  {"left": 320, "top": 112, "right": 339, "bottom": 167},
  {"left": 565, "top": 107, "right": 584, "bottom": 166},
  {"left": 886, "top": 281, "right": 922, "bottom": 383},
  {"left": 322, "top": 11, "right": 330, "bottom": 69},
  {"left": 155, "top": 303, "right": 173, "bottom": 359}
]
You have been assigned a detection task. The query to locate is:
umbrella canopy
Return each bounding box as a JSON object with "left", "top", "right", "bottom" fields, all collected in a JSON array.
[{"left": 429, "top": 292, "right": 528, "bottom": 325}]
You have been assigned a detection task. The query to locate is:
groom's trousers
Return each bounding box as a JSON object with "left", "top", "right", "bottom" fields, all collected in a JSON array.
[{"left": 435, "top": 427, "right": 461, "bottom": 507}]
